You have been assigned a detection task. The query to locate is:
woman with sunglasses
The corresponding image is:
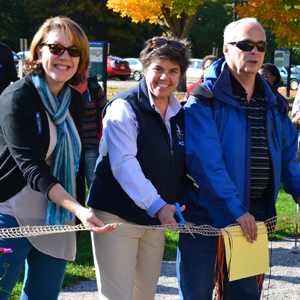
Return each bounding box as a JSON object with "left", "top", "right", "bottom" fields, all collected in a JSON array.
[
  {"left": 0, "top": 16, "right": 116, "bottom": 300},
  {"left": 87, "top": 36, "right": 191, "bottom": 300}
]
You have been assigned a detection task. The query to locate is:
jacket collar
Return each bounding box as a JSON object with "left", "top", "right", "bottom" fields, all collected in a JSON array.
[
  {"left": 136, "top": 78, "right": 153, "bottom": 111},
  {"left": 203, "top": 57, "right": 278, "bottom": 107},
  {"left": 230, "top": 72, "right": 265, "bottom": 99}
]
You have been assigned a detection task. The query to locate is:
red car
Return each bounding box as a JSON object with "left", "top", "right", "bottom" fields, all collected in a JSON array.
[{"left": 107, "top": 55, "right": 131, "bottom": 80}]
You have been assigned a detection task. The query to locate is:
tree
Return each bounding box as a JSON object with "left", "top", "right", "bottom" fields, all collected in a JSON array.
[
  {"left": 236, "top": 0, "right": 300, "bottom": 49},
  {"left": 58, "top": 0, "right": 163, "bottom": 58},
  {"left": 106, "top": 0, "right": 210, "bottom": 39},
  {"left": 189, "top": 0, "right": 278, "bottom": 63},
  {"left": 189, "top": 0, "right": 233, "bottom": 59},
  {"left": 106, "top": 0, "right": 214, "bottom": 91},
  {"left": 1, "top": 0, "right": 27, "bottom": 51},
  {"left": 0, "top": 0, "right": 162, "bottom": 58}
]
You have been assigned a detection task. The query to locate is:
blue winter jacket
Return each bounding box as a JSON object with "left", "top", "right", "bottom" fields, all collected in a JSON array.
[{"left": 182, "top": 57, "right": 300, "bottom": 228}]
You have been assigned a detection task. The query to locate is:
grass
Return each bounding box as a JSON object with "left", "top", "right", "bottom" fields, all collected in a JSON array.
[
  {"left": 8, "top": 86, "right": 299, "bottom": 299},
  {"left": 278, "top": 87, "right": 296, "bottom": 114},
  {"left": 269, "top": 184, "right": 298, "bottom": 240},
  {"left": 164, "top": 231, "right": 179, "bottom": 260},
  {"left": 63, "top": 231, "right": 96, "bottom": 285},
  {"left": 106, "top": 86, "right": 128, "bottom": 99}
]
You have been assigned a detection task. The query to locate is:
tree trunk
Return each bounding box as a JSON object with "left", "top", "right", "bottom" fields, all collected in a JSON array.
[
  {"left": 160, "top": 6, "right": 196, "bottom": 40},
  {"left": 177, "top": 74, "right": 187, "bottom": 93},
  {"left": 158, "top": 6, "right": 196, "bottom": 92}
]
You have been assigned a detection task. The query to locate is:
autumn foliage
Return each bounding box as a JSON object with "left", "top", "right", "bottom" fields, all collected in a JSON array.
[
  {"left": 236, "top": 0, "right": 300, "bottom": 49},
  {"left": 106, "top": 0, "right": 209, "bottom": 91},
  {"left": 106, "top": 0, "right": 205, "bottom": 24}
]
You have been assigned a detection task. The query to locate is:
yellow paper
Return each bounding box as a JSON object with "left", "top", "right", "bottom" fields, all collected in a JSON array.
[{"left": 222, "top": 222, "right": 269, "bottom": 281}]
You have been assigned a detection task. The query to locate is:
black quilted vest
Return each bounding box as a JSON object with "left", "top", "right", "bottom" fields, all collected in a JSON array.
[{"left": 87, "top": 79, "right": 185, "bottom": 225}]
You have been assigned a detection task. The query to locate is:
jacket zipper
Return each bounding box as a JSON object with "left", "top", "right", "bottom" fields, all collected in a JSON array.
[
  {"left": 265, "top": 110, "right": 276, "bottom": 208},
  {"left": 271, "top": 120, "right": 278, "bottom": 152}
]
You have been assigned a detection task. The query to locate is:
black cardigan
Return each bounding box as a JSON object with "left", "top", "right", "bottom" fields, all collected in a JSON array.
[{"left": 0, "top": 75, "right": 86, "bottom": 207}]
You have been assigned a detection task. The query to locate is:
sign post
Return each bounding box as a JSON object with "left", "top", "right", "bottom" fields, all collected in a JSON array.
[
  {"left": 274, "top": 48, "right": 292, "bottom": 97},
  {"left": 89, "top": 41, "right": 107, "bottom": 96},
  {"left": 19, "top": 38, "right": 28, "bottom": 78}
]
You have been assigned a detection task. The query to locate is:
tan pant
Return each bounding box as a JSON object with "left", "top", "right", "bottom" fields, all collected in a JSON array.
[{"left": 91, "top": 209, "right": 166, "bottom": 300}]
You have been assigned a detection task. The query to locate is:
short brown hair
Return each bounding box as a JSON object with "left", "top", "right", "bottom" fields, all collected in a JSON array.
[
  {"left": 24, "top": 16, "right": 89, "bottom": 85},
  {"left": 202, "top": 55, "right": 218, "bottom": 70},
  {"left": 140, "top": 36, "right": 191, "bottom": 78}
]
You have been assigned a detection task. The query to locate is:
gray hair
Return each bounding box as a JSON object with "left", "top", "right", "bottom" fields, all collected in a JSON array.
[{"left": 223, "top": 18, "right": 265, "bottom": 45}]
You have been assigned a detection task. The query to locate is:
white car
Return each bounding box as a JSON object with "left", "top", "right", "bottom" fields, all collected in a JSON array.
[
  {"left": 17, "top": 51, "right": 31, "bottom": 59},
  {"left": 186, "top": 58, "right": 203, "bottom": 79},
  {"left": 125, "top": 58, "right": 143, "bottom": 81}
]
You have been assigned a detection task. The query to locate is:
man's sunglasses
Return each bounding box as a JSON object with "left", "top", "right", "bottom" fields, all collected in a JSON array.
[
  {"left": 40, "top": 44, "right": 82, "bottom": 57},
  {"left": 152, "top": 39, "right": 185, "bottom": 50},
  {"left": 228, "top": 41, "right": 268, "bottom": 52}
]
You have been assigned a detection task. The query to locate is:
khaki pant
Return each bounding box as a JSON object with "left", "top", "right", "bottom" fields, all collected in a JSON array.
[{"left": 91, "top": 209, "right": 165, "bottom": 300}]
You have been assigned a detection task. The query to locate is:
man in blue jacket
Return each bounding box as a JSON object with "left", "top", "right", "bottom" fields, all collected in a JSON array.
[{"left": 177, "top": 17, "right": 300, "bottom": 300}]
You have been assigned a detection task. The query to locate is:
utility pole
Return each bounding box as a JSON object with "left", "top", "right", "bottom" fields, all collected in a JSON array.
[{"left": 233, "top": 0, "right": 237, "bottom": 21}]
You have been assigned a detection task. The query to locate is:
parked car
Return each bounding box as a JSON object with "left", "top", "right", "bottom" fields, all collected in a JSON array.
[
  {"left": 12, "top": 51, "right": 22, "bottom": 73},
  {"left": 17, "top": 51, "right": 31, "bottom": 59},
  {"left": 186, "top": 58, "right": 203, "bottom": 79},
  {"left": 124, "top": 58, "right": 143, "bottom": 81},
  {"left": 277, "top": 66, "right": 300, "bottom": 90},
  {"left": 12, "top": 51, "right": 21, "bottom": 62},
  {"left": 107, "top": 55, "right": 131, "bottom": 80}
]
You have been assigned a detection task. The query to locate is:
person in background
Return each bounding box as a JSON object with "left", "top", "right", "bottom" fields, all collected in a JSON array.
[
  {"left": 187, "top": 54, "right": 218, "bottom": 96},
  {"left": 0, "top": 16, "right": 115, "bottom": 300},
  {"left": 87, "top": 36, "right": 191, "bottom": 300},
  {"left": 178, "top": 17, "right": 300, "bottom": 300},
  {"left": 292, "top": 87, "right": 300, "bottom": 162},
  {"left": 259, "top": 62, "right": 289, "bottom": 111},
  {"left": 0, "top": 42, "right": 19, "bottom": 94},
  {"left": 71, "top": 72, "right": 107, "bottom": 188}
]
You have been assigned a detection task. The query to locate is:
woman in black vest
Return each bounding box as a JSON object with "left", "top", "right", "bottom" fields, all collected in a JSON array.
[{"left": 87, "top": 37, "right": 191, "bottom": 300}]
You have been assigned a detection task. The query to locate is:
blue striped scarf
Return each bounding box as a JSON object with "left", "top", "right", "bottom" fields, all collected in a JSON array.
[{"left": 32, "top": 75, "right": 81, "bottom": 225}]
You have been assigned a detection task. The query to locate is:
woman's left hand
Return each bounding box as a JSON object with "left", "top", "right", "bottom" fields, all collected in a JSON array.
[
  {"left": 48, "top": 184, "right": 116, "bottom": 235},
  {"left": 157, "top": 204, "right": 185, "bottom": 231},
  {"left": 76, "top": 207, "right": 117, "bottom": 235}
]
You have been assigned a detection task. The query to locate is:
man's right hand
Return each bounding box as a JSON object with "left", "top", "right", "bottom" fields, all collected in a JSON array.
[
  {"left": 236, "top": 212, "right": 257, "bottom": 243},
  {"left": 292, "top": 113, "right": 300, "bottom": 130}
]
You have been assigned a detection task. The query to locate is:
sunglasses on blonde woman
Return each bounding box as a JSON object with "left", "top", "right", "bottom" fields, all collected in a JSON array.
[
  {"left": 40, "top": 44, "right": 82, "bottom": 57},
  {"left": 228, "top": 41, "right": 267, "bottom": 52},
  {"left": 152, "top": 39, "right": 185, "bottom": 50}
]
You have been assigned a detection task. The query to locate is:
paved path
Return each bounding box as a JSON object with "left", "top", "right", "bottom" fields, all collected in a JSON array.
[
  {"left": 58, "top": 260, "right": 179, "bottom": 300},
  {"left": 58, "top": 237, "right": 300, "bottom": 300}
]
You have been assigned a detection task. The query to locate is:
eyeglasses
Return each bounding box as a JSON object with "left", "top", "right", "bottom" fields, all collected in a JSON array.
[
  {"left": 152, "top": 39, "right": 185, "bottom": 50},
  {"left": 40, "top": 44, "right": 82, "bottom": 57},
  {"left": 228, "top": 41, "right": 268, "bottom": 52}
]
